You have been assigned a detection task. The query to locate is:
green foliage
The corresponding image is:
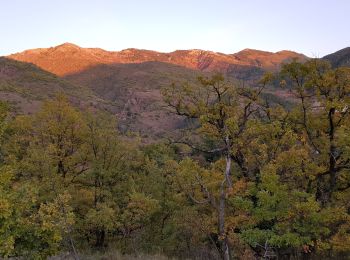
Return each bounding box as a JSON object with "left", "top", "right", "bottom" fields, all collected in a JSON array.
[{"left": 0, "top": 60, "right": 349, "bottom": 259}]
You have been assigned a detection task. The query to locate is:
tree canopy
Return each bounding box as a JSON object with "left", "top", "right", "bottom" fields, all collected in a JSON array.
[{"left": 0, "top": 59, "right": 349, "bottom": 259}]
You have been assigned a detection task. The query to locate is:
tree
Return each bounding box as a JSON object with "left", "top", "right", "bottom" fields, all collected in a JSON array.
[
  {"left": 163, "top": 74, "right": 267, "bottom": 259},
  {"left": 281, "top": 59, "right": 350, "bottom": 204},
  {"left": 239, "top": 59, "right": 350, "bottom": 258}
]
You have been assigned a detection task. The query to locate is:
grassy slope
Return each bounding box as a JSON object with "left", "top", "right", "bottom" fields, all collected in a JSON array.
[{"left": 0, "top": 57, "right": 108, "bottom": 114}]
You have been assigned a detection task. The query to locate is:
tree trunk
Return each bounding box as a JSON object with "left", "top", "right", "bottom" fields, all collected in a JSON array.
[
  {"left": 95, "top": 229, "right": 105, "bottom": 248},
  {"left": 218, "top": 182, "right": 230, "bottom": 260},
  {"left": 224, "top": 135, "right": 233, "bottom": 189},
  {"left": 217, "top": 151, "right": 233, "bottom": 260},
  {"left": 225, "top": 153, "right": 232, "bottom": 189},
  {"left": 328, "top": 107, "right": 336, "bottom": 197},
  {"left": 218, "top": 142, "right": 232, "bottom": 260},
  {"left": 317, "top": 107, "right": 337, "bottom": 204}
]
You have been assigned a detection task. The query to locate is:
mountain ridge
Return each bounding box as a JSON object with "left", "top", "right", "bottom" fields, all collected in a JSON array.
[{"left": 8, "top": 43, "right": 308, "bottom": 77}]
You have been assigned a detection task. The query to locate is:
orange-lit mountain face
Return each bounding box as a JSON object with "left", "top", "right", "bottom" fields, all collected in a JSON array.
[{"left": 8, "top": 43, "right": 308, "bottom": 77}]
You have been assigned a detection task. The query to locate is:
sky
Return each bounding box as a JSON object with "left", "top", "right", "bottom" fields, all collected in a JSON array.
[{"left": 1, "top": 0, "right": 349, "bottom": 56}]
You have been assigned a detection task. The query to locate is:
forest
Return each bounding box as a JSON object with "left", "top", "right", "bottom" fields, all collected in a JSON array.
[{"left": 0, "top": 59, "right": 349, "bottom": 260}]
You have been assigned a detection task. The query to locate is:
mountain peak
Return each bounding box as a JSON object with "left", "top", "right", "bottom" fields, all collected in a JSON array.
[
  {"left": 56, "top": 42, "right": 82, "bottom": 50},
  {"left": 276, "top": 50, "right": 300, "bottom": 55},
  {"left": 236, "top": 48, "right": 273, "bottom": 55}
]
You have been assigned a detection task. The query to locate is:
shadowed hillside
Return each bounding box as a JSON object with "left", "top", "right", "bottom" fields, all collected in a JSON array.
[
  {"left": 0, "top": 57, "right": 198, "bottom": 137},
  {"left": 65, "top": 61, "right": 297, "bottom": 137},
  {"left": 65, "top": 61, "right": 202, "bottom": 137},
  {"left": 0, "top": 57, "right": 99, "bottom": 113},
  {"left": 0, "top": 54, "right": 300, "bottom": 137},
  {"left": 323, "top": 47, "right": 350, "bottom": 68}
]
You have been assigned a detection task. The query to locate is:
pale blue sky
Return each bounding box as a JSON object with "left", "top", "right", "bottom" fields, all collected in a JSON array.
[{"left": 1, "top": 0, "right": 349, "bottom": 56}]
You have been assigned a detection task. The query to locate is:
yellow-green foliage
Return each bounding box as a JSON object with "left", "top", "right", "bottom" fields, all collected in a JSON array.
[{"left": 0, "top": 59, "right": 349, "bottom": 259}]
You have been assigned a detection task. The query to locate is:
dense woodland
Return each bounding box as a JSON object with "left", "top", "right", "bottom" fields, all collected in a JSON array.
[{"left": 0, "top": 59, "right": 350, "bottom": 259}]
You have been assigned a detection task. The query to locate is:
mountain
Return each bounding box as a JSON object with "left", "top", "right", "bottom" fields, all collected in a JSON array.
[
  {"left": 323, "top": 47, "right": 350, "bottom": 68},
  {"left": 233, "top": 49, "right": 306, "bottom": 69},
  {"left": 3, "top": 44, "right": 349, "bottom": 139},
  {"left": 8, "top": 43, "right": 307, "bottom": 78},
  {"left": 3, "top": 43, "right": 309, "bottom": 138}
]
